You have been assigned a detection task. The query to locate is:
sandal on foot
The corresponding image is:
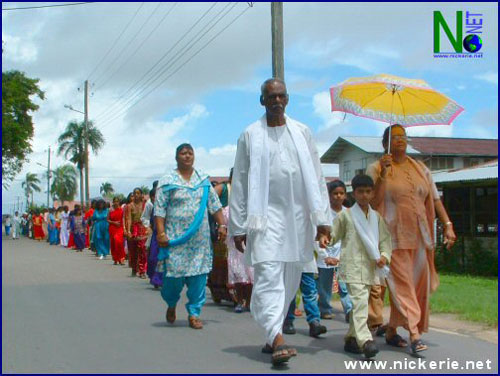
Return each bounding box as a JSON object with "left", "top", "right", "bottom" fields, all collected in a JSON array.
[
  {"left": 262, "top": 344, "right": 297, "bottom": 357},
  {"left": 410, "top": 339, "right": 427, "bottom": 354},
  {"left": 271, "top": 345, "right": 291, "bottom": 366},
  {"left": 386, "top": 334, "right": 408, "bottom": 348},
  {"left": 166, "top": 307, "right": 176, "bottom": 324},
  {"left": 188, "top": 316, "right": 203, "bottom": 329}
]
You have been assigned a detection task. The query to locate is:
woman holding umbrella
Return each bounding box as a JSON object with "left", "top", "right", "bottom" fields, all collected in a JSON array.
[{"left": 367, "top": 124, "right": 457, "bottom": 355}]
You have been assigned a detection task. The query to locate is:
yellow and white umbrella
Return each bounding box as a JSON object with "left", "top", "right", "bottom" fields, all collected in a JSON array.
[{"left": 330, "top": 73, "right": 464, "bottom": 127}]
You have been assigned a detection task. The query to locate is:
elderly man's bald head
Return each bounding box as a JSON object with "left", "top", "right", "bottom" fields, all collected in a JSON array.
[{"left": 260, "top": 78, "right": 287, "bottom": 96}]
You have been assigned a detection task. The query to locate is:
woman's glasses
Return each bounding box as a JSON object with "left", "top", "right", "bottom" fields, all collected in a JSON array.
[{"left": 391, "top": 135, "right": 408, "bottom": 141}]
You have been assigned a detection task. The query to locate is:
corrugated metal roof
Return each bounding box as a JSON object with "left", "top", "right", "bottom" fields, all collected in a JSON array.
[
  {"left": 343, "top": 136, "right": 421, "bottom": 154},
  {"left": 410, "top": 137, "right": 497, "bottom": 156},
  {"left": 321, "top": 136, "right": 498, "bottom": 164},
  {"left": 432, "top": 160, "right": 498, "bottom": 183}
]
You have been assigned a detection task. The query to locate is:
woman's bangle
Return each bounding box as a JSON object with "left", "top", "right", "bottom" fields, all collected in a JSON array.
[
  {"left": 218, "top": 224, "right": 227, "bottom": 229},
  {"left": 444, "top": 221, "right": 453, "bottom": 228},
  {"left": 158, "top": 232, "right": 166, "bottom": 237}
]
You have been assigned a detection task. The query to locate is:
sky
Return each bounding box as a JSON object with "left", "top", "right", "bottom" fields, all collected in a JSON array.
[{"left": 2, "top": 2, "right": 498, "bottom": 214}]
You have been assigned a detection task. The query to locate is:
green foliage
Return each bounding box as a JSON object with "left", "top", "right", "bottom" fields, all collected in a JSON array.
[
  {"left": 51, "top": 164, "right": 77, "bottom": 204},
  {"left": 435, "top": 238, "right": 498, "bottom": 277},
  {"left": 100, "top": 182, "right": 114, "bottom": 198},
  {"left": 2, "top": 70, "right": 45, "bottom": 187},
  {"left": 139, "top": 185, "right": 150, "bottom": 195}
]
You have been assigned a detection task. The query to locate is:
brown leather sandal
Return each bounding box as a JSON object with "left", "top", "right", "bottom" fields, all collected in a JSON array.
[
  {"left": 166, "top": 307, "right": 176, "bottom": 324},
  {"left": 188, "top": 316, "right": 203, "bottom": 329}
]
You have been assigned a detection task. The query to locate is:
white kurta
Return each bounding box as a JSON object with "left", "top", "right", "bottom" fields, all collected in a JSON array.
[{"left": 229, "top": 120, "right": 331, "bottom": 266}]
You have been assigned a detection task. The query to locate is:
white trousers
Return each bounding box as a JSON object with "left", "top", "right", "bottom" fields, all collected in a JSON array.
[
  {"left": 250, "top": 261, "right": 303, "bottom": 346},
  {"left": 60, "top": 228, "right": 69, "bottom": 247}
]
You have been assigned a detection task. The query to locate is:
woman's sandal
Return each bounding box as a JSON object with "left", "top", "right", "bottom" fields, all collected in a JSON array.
[
  {"left": 262, "top": 344, "right": 297, "bottom": 357},
  {"left": 410, "top": 339, "right": 428, "bottom": 354},
  {"left": 271, "top": 345, "right": 291, "bottom": 366},
  {"left": 386, "top": 334, "right": 408, "bottom": 348},
  {"left": 188, "top": 316, "right": 203, "bottom": 329}
]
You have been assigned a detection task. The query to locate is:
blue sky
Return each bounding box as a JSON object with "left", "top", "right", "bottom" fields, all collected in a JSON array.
[{"left": 2, "top": 2, "right": 498, "bottom": 213}]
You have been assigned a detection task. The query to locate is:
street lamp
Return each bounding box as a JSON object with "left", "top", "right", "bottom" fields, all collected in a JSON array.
[{"left": 64, "top": 104, "right": 84, "bottom": 114}]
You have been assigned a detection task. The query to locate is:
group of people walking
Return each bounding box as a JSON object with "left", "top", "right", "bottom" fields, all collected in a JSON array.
[{"left": 6, "top": 78, "right": 457, "bottom": 367}]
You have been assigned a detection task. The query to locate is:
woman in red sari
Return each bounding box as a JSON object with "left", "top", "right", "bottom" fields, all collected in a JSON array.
[
  {"left": 108, "top": 197, "right": 126, "bottom": 265},
  {"left": 33, "top": 211, "right": 45, "bottom": 241}
]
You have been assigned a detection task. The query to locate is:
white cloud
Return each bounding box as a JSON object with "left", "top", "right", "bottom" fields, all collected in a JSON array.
[
  {"left": 406, "top": 124, "right": 453, "bottom": 138},
  {"left": 474, "top": 71, "right": 498, "bottom": 85},
  {"left": 2, "top": 34, "right": 38, "bottom": 63}
]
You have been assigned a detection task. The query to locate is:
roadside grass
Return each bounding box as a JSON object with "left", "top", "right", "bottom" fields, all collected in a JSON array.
[{"left": 429, "top": 274, "right": 498, "bottom": 327}]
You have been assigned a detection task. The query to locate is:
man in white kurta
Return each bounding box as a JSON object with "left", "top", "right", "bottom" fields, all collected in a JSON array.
[{"left": 229, "top": 79, "right": 331, "bottom": 364}]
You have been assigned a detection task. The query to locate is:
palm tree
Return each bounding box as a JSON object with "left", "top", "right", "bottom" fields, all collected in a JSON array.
[
  {"left": 51, "top": 164, "right": 77, "bottom": 205},
  {"left": 100, "top": 182, "right": 114, "bottom": 198},
  {"left": 57, "top": 120, "right": 105, "bottom": 207},
  {"left": 21, "top": 172, "right": 41, "bottom": 208},
  {"left": 139, "top": 185, "right": 150, "bottom": 196}
]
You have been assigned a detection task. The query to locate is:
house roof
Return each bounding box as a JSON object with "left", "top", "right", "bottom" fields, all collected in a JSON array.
[
  {"left": 321, "top": 136, "right": 498, "bottom": 163},
  {"left": 432, "top": 159, "right": 498, "bottom": 183}
]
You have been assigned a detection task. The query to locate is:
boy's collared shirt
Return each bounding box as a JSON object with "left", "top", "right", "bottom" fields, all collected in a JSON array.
[{"left": 330, "top": 206, "right": 392, "bottom": 286}]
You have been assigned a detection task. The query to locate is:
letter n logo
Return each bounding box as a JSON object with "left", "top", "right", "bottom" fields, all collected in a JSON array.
[{"left": 434, "top": 11, "right": 463, "bottom": 53}]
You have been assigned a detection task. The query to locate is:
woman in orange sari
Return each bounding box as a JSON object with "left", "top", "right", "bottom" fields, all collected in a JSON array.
[
  {"left": 33, "top": 210, "right": 45, "bottom": 241},
  {"left": 367, "top": 124, "right": 456, "bottom": 355},
  {"left": 108, "top": 197, "right": 126, "bottom": 265}
]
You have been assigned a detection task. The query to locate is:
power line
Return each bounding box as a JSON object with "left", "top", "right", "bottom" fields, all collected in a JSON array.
[
  {"left": 2, "top": 2, "right": 95, "bottom": 11},
  {"left": 92, "top": 2, "right": 163, "bottom": 88},
  {"left": 86, "top": 3, "right": 145, "bottom": 82},
  {"left": 96, "top": 2, "right": 240, "bottom": 125},
  {"left": 94, "top": 2, "right": 178, "bottom": 91},
  {"left": 94, "top": 2, "right": 219, "bottom": 122},
  {"left": 98, "top": 3, "right": 251, "bottom": 128},
  {"left": 97, "top": 2, "right": 238, "bottom": 124}
]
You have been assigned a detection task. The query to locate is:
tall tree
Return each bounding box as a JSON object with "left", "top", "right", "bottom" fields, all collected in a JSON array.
[
  {"left": 139, "top": 185, "right": 150, "bottom": 196},
  {"left": 57, "top": 120, "right": 105, "bottom": 207},
  {"left": 21, "top": 172, "right": 41, "bottom": 208},
  {"left": 51, "top": 164, "right": 77, "bottom": 205},
  {"left": 100, "top": 182, "right": 114, "bottom": 198},
  {"left": 2, "top": 70, "right": 45, "bottom": 188}
]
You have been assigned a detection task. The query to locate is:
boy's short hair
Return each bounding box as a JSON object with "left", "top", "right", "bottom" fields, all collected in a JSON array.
[
  {"left": 327, "top": 180, "right": 346, "bottom": 194},
  {"left": 351, "top": 174, "right": 374, "bottom": 191}
]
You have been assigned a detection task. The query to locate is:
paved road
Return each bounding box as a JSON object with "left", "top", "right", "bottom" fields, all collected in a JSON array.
[{"left": 2, "top": 236, "right": 498, "bottom": 373}]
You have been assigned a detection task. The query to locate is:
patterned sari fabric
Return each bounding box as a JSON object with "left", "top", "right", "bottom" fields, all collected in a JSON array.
[
  {"left": 71, "top": 215, "right": 87, "bottom": 250},
  {"left": 154, "top": 169, "right": 222, "bottom": 278},
  {"left": 128, "top": 202, "right": 147, "bottom": 275}
]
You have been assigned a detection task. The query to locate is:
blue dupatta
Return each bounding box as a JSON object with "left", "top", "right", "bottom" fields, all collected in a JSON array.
[{"left": 157, "top": 177, "right": 211, "bottom": 261}]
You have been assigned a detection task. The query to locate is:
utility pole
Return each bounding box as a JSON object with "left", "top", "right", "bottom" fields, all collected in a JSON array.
[
  {"left": 84, "top": 80, "right": 90, "bottom": 209},
  {"left": 16, "top": 196, "right": 20, "bottom": 212},
  {"left": 47, "top": 146, "right": 51, "bottom": 208},
  {"left": 271, "top": 2, "right": 284, "bottom": 80}
]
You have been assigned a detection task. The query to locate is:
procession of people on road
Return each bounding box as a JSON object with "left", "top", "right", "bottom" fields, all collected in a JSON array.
[{"left": 4, "top": 78, "right": 457, "bottom": 367}]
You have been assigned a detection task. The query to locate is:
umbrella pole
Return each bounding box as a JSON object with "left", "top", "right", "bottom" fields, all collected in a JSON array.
[{"left": 387, "top": 89, "right": 396, "bottom": 155}]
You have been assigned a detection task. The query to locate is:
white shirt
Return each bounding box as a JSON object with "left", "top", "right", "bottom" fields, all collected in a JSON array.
[
  {"left": 317, "top": 207, "right": 345, "bottom": 269},
  {"left": 229, "top": 120, "right": 330, "bottom": 266},
  {"left": 141, "top": 199, "right": 154, "bottom": 228}
]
